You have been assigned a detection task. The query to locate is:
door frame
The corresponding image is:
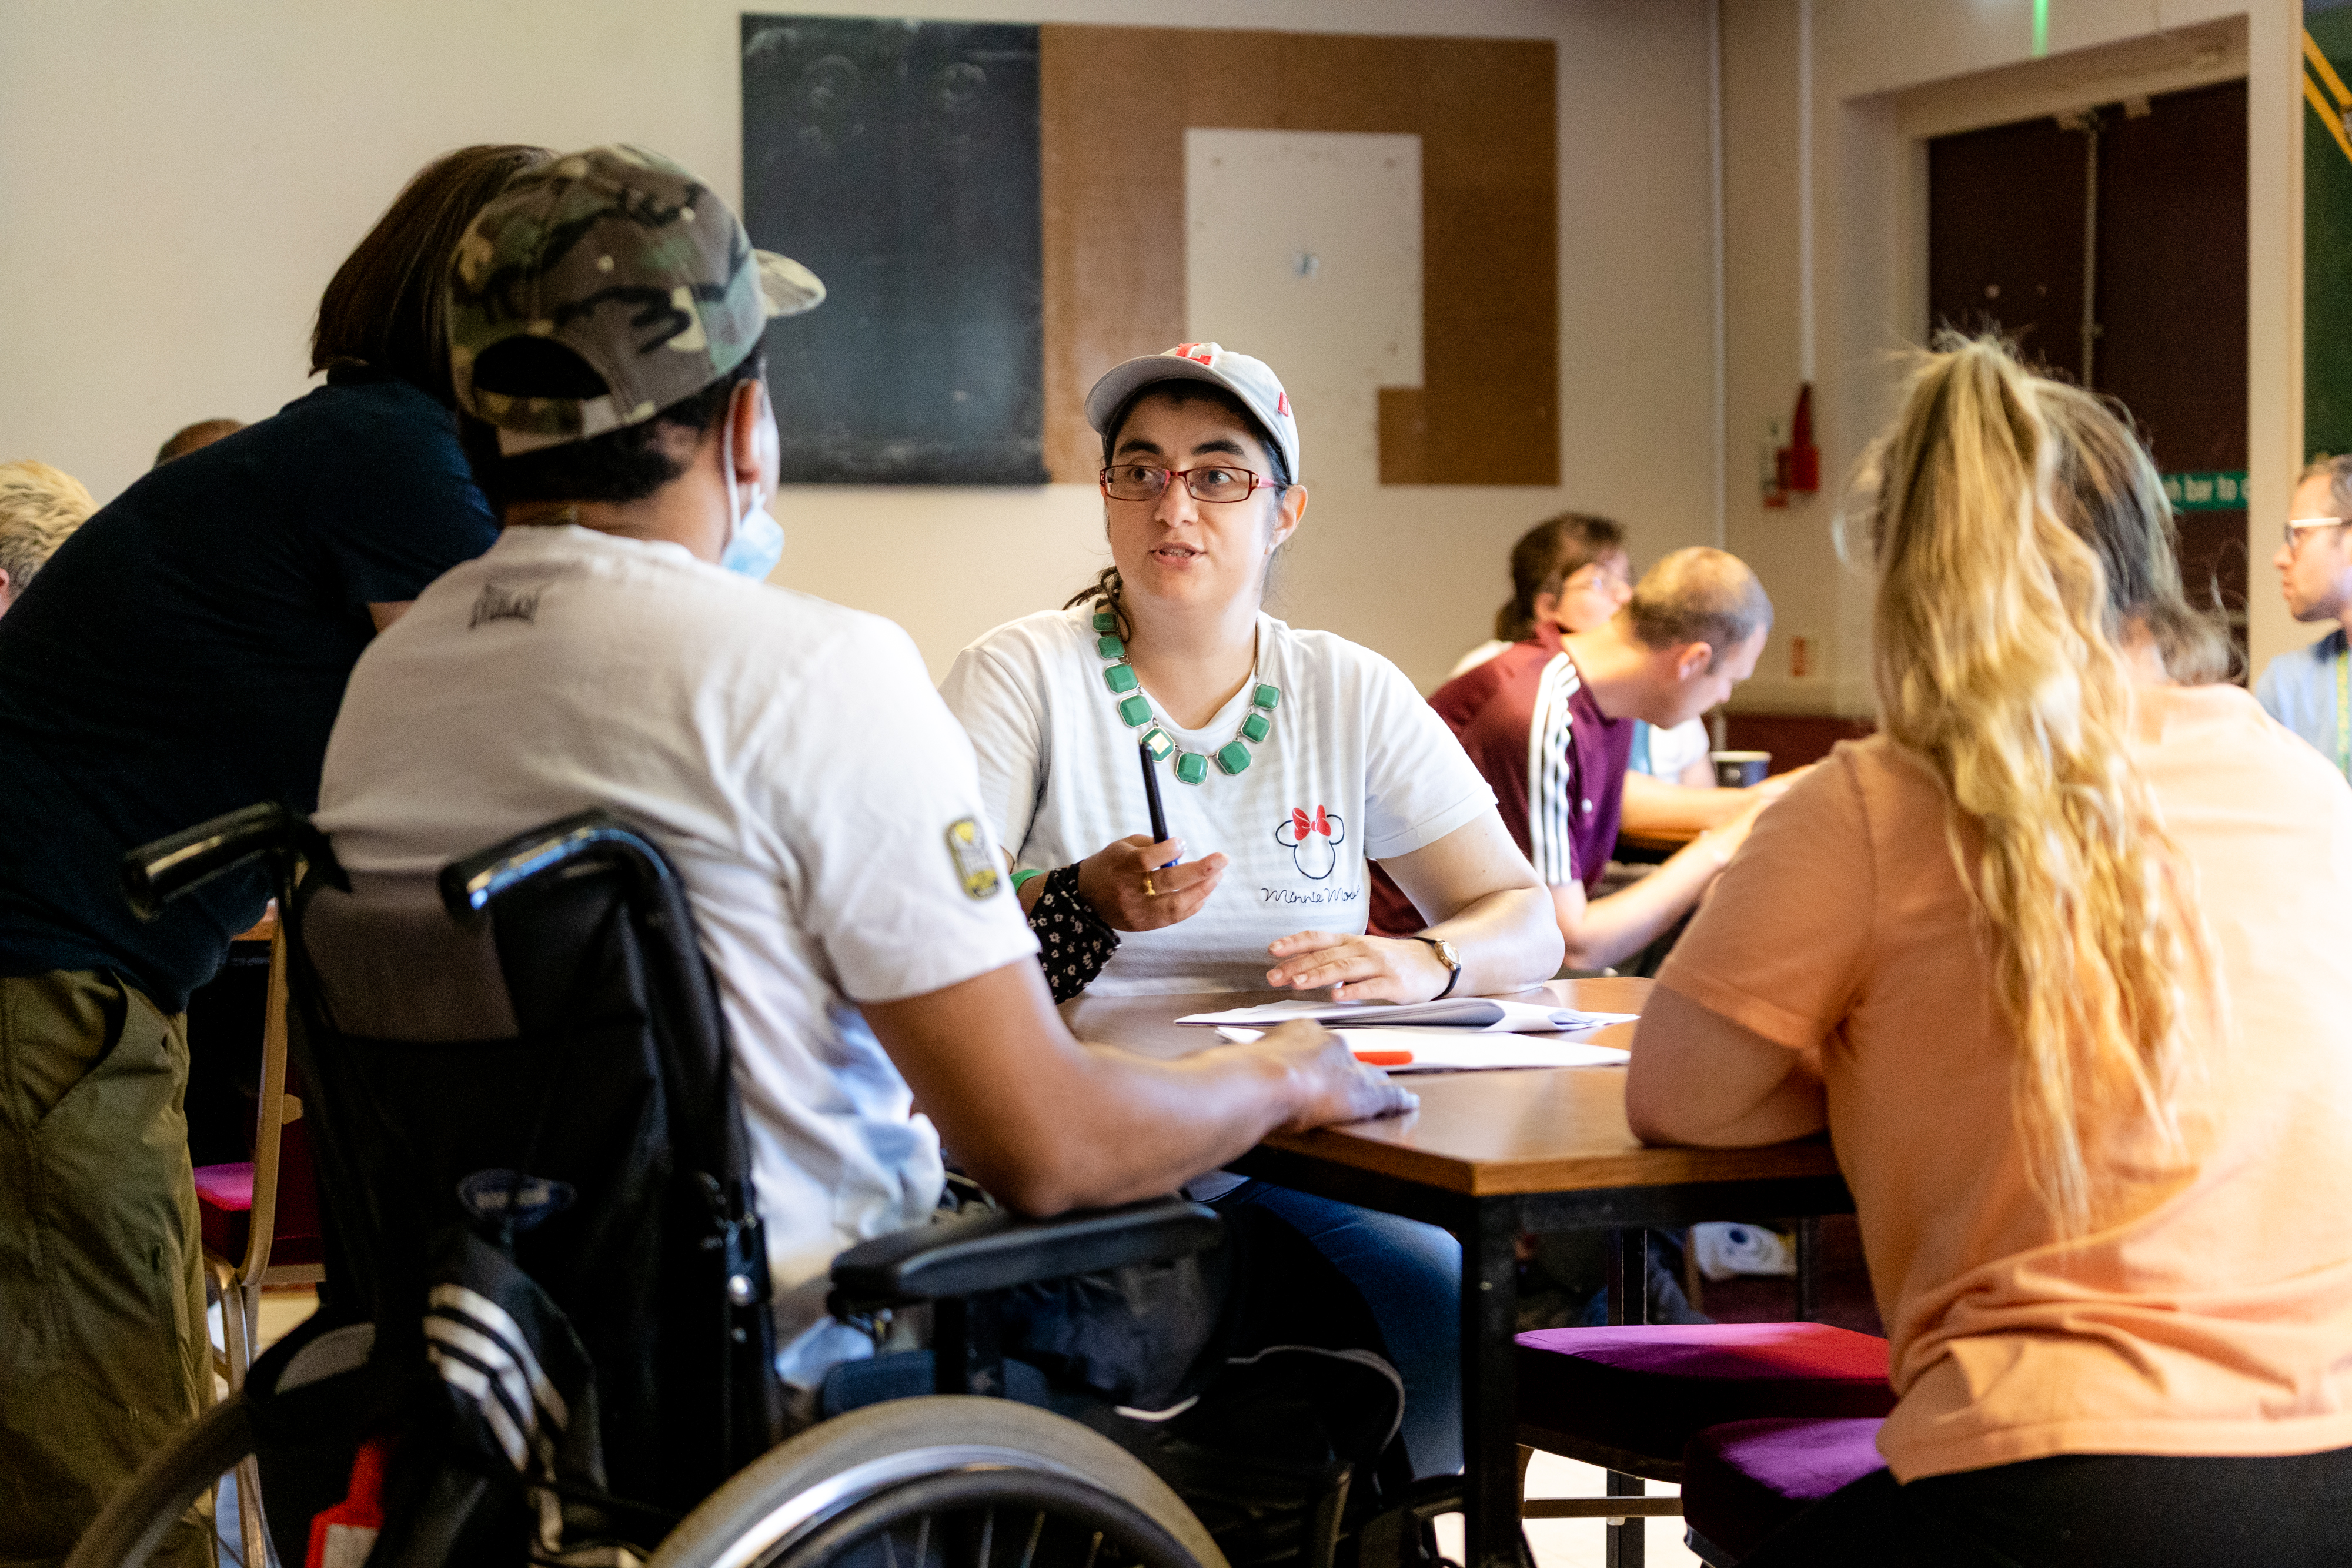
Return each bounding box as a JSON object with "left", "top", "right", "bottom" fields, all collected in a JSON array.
[{"left": 1844, "top": 11, "right": 2302, "bottom": 683}]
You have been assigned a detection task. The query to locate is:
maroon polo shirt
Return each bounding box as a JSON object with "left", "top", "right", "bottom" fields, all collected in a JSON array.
[{"left": 1370, "top": 623, "right": 1632, "bottom": 934}]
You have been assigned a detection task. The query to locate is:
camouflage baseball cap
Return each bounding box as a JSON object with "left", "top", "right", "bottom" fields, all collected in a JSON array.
[{"left": 448, "top": 144, "right": 824, "bottom": 454}]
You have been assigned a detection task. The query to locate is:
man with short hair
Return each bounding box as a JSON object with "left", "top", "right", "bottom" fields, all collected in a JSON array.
[
  {"left": 1374, "top": 547, "right": 1776, "bottom": 971},
  {"left": 2258, "top": 456, "right": 2352, "bottom": 779},
  {"left": 0, "top": 459, "right": 96, "bottom": 616},
  {"left": 316, "top": 146, "right": 1406, "bottom": 1406},
  {"left": 153, "top": 419, "right": 244, "bottom": 467}
]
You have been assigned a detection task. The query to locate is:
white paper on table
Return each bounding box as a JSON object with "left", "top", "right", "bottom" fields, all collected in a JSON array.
[
  {"left": 1214, "top": 1025, "right": 1630, "bottom": 1072},
  {"left": 1178, "top": 996, "right": 1637, "bottom": 1034}
]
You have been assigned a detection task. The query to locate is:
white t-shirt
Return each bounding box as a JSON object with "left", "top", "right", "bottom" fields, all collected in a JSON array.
[
  {"left": 1640, "top": 717, "right": 1713, "bottom": 782},
  {"left": 940, "top": 606, "right": 1495, "bottom": 994},
  {"left": 315, "top": 526, "right": 1037, "bottom": 1388}
]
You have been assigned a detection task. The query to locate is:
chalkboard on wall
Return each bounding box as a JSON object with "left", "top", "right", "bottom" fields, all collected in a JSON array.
[{"left": 743, "top": 15, "right": 1047, "bottom": 485}]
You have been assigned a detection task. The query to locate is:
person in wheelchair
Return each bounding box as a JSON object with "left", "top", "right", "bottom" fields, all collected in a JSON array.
[{"left": 300, "top": 146, "right": 1417, "bottom": 1556}]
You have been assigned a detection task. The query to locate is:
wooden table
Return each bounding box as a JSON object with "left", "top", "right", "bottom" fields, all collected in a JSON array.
[
  {"left": 1613, "top": 825, "right": 1698, "bottom": 858},
  {"left": 1061, "top": 977, "right": 1848, "bottom": 1568}
]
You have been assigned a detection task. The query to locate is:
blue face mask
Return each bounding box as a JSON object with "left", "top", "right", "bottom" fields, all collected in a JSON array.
[
  {"left": 718, "top": 413, "right": 784, "bottom": 581},
  {"left": 721, "top": 506, "right": 784, "bottom": 581}
]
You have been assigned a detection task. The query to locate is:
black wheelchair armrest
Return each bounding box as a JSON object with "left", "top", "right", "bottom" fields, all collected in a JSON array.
[
  {"left": 830, "top": 1195, "right": 1221, "bottom": 1312},
  {"left": 439, "top": 807, "right": 679, "bottom": 920},
  {"left": 121, "top": 803, "right": 292, "bottom": 921}
]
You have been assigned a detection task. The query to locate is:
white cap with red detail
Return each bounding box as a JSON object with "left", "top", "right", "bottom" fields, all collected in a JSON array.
[{"left": 1083, "top": 343, "right": 1302, "bottom": 484}]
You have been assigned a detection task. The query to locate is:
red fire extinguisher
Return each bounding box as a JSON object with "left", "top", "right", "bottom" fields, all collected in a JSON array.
[{"left": 1763, "top": 383, "right": 1821, "bottom": 509}]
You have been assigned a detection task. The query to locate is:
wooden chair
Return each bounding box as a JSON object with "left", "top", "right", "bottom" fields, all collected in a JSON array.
[{"left": 191, "top": 922, "right": 325, "bottom": 1566}]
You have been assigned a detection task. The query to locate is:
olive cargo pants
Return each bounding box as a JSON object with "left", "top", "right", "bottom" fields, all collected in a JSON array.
[{"left": 0, "top": 971, "right": 211, "bottom": 1568}]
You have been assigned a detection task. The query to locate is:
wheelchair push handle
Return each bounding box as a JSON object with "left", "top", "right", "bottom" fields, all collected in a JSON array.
[
  {"left": 438, "top": 807, "right": 680, "bottom": 920},
  {"left": 121, "top": 802, "right": 293, "bottom": 921}
]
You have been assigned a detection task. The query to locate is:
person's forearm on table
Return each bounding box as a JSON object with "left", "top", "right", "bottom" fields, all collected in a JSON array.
[
  {"left": 1368, "top": 815, "right": 1563, "bottom": 995},
  {"left": 912, "top": 1034, "right": 1345, "bottom": 1215},
  {"left": 982, "top": 1038, "right": 1364, "bottom": 1209},
  {"left": 864, "top": 961, "right": 1406, "bottom": 1215},
  {"left": 1420, "top": 883, "right": 1564, "bottom": 996},
  {"left": 1620, "top": 771, "right": 1758, "bottom": 835},
  {"left": 1624, "top": 982, "right": 1827, "bottom": 1146},
  {"left": 1554, "top": 831, "right": 1732, "bottom": 970}
]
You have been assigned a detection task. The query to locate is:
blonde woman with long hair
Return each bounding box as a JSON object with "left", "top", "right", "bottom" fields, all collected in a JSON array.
[{"left": 1625, "top": 339, "right": 2352, "bottom": 1564}]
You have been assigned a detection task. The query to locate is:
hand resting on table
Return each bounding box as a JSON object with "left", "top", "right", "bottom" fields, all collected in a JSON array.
[
  {"left": 1248, "top": 1017, "right": 1421, "bottom": 1128},
  {"left": 1265, "top": 929, "right": 1456, "bottom": 1004}
]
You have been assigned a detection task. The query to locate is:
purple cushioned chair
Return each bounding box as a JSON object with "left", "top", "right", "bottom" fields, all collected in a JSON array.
[
  {"left": 1679, "top": 1416, "right": 1889, "bottom": 1564},
  {"left": 1512, "top": 1322, "right": 1896, "bottom": 1561}
]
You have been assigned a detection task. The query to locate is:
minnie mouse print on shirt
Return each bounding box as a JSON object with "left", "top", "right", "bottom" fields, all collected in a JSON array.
[{"left": 1275, "top": 805, "right": 1345, "bottom": 879}]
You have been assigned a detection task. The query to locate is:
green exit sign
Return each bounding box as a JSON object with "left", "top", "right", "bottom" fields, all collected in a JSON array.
[{"left": 2161, "top": 471, "right": 2248, "bottom": 511}]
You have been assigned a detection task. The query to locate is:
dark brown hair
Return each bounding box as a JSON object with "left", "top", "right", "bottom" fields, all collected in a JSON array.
[
  {"left": 153, "top": 419, "right": 242, "bottom": 468},
  {"left": 1494, "top": 513, "right": 1625, "bottom": 643},
  {"left": 1064, "top": 379, "right": 1294, "bottom": 639},
  {"left": 310, "top": 143, "right": 552, "bottom": 407}
]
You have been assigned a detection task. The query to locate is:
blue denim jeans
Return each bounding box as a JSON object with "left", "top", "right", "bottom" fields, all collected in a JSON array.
[{"left": 1210, "top": 1179, "right": 1462, "bottom": 1478}]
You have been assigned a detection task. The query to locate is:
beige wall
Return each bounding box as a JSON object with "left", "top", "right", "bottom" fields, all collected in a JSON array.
[
  {"left": 1719, "top": 0, "right": 2302, "bottom": 716},
  {"left": 1, "top": 0, "right": 1723, "bottom": 688}
]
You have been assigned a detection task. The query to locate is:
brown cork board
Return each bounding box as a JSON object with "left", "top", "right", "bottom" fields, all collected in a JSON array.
[{"left": 1038, "top": 25, "right": 1557, "bottom": 487}]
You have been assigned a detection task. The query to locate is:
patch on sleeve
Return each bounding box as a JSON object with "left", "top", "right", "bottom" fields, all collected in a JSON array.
[{"left": 945, "top": 817, "right": 1001, "bottom": 900}]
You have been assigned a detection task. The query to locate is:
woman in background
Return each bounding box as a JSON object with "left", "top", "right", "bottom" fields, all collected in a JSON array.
[
  {"left": 1451, "top": 511, "right": 1633, "bottom": 677},
  {"left": 1627, "top": 339, "right": 2352, "bottom": 1564}
]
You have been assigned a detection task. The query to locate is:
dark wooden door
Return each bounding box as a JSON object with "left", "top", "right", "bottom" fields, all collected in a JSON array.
[{"left": 1928, "top": 81, "right": 2249, "bottom": 668}]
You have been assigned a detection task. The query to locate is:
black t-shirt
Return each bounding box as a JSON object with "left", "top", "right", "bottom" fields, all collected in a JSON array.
[{"left": 0, "top": 367, "right": 498, "bottom": 1009}]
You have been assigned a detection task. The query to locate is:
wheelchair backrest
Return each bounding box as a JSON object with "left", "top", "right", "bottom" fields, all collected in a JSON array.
[{"left": 282, "top": 819, "right": 782, "bottom": 1527}]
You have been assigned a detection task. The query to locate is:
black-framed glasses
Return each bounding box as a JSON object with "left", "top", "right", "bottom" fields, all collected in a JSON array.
[
  {"left": 2284, "top": 517, "right": 2351, "bottom": 550},
  {"left": 1099, "top": 462, "right": 1279, "bottom": 504}
]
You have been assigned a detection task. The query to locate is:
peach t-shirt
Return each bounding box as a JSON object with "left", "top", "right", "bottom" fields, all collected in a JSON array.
[{"left": 1657, "top": 683, "right": 2352, "bottom": 1482}]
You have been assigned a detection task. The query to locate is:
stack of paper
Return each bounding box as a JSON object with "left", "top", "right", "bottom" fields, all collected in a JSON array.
[
  {"left": 1177, "top": 997, "right": 1638, "bottom": 1034},
  {"left": 1212, "top": 1024, "right": 1628, "bottom": 1072}
]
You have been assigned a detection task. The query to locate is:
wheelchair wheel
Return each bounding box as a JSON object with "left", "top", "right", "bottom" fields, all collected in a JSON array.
[
  {"left": 650, "top": 1395, "right": 1227, "bottom": 1568},
  {"left": 62, "top": 1396, "right": 255, "bottom": 1568}
]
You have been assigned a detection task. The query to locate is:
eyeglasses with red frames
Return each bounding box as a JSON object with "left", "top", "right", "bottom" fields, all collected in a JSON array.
[{"left": 1099, "top": 462, "right": 1279, "bottom": 504}]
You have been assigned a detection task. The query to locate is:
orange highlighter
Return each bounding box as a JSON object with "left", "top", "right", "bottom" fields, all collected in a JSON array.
[{"left": 1353, "top": 1049, "right": 1414, "bottom": 1067}]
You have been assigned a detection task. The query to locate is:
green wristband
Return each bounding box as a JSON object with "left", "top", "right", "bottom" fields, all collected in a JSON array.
[{"left": 1010, "top": 868, "right": 1045, "bottom": 893}]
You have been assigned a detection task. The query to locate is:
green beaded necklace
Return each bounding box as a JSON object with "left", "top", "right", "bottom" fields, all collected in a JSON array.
[{"left": 1090, "top": 608, "right": 1281, "bottom": 784}]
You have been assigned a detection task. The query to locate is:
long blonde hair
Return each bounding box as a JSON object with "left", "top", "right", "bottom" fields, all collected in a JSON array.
[{"left": 1863, "top": 338, "right": 2218, "bottom": 1231}]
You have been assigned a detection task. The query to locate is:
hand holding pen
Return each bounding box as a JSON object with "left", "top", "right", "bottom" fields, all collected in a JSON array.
[{"left": 1070, "top": 741, "right": 1227, "bottom": 931}]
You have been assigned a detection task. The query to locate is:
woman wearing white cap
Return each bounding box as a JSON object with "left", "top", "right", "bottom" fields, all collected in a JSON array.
[{"left": 941, "top": 344, "right": 1563, "bottom": 1479}]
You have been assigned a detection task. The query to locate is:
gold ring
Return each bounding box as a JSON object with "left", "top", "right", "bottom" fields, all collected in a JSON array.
[{"left": 1142, "top": 874, "right": 1158, "bottom": 898}]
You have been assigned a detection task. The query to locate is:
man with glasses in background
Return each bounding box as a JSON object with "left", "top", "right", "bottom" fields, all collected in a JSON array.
[{"left": 2259, "top": 457, "right": 2352, "bottom": 781}]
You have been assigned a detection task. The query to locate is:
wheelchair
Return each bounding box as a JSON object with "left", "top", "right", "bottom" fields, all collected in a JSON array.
[{"left": 74, "top": 805, "right": 1469, "bottom": 1568}]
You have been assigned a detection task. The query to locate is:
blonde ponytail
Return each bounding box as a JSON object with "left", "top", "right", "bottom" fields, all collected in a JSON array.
[{"left": 1865, "top": 338, "right": 2217, "bottom": 1232}]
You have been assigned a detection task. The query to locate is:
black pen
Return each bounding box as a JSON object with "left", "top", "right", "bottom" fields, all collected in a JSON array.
[{"left": 1138, "top": 739, "right": 1170, "bottom": 852}]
